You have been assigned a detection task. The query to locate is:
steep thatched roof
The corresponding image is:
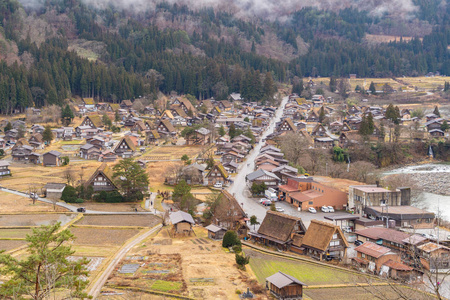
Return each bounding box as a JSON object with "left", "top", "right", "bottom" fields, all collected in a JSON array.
[
  {"left": 85, "top": 162, "right": 117, "bottom": 188},
  {"left": 86, "top": 115, "right": 103, "bottom": 128},
  {"left": 257, "top": 211, "right": 306, "bottom": 243},
  {"left": 302, "top": 220, "right": 349, "bottom": 252},
  {"left": 206, "top": 163, "right": 229, "bottom": 179}
]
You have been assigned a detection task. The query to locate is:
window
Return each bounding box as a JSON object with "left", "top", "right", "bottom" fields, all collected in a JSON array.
[
  {"left": 308, "top": 201, "right": 313, "bottom": 205},
  {"left": 330, "top": 241, "right": 339, "bottom": 247},
  {"left": 332, "top": 234, "right": 337, "bottom": 239},
  {"left": 361, "top": 253, "right": 366, "bottom": 258}
]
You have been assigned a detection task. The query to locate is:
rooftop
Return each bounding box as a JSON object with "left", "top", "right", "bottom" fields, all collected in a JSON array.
[{"left": 354, "top": 241, "right": 392, "bottom": 258}]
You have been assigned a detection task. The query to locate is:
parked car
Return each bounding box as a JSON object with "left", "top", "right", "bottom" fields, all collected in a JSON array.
[
  {"left": 213, "top": 182, "right": 223, "bottom": 188},
  {"left": 354, "top": 240, "right": 363, "bottom": 246},
  {"left": 308, "top": 207, "right": 317, "bottom": 214},
  {"left": 275, "top": 207, "right": 285, "bottom": 212},
  {"left": 321, "top": 206, "right": 329, "bottom": 213},
  {"left": 77, "top": 207, "right": 86, "bottom": 213},
  {"left": 262, "top": 200, "right": 272, "bottom": 206},
  {"left": 327, "top": 206, "right": 335, "bottom": 213},
  {"left": 259, "top": 198, "right": 269, "bottom": 203}
]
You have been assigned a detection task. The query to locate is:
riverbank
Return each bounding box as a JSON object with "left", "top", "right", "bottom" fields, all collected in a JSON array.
[{"left": 383, "top": 163, "right": 450, "bottom": 196}]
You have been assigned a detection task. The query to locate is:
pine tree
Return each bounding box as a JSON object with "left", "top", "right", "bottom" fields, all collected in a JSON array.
[
  {"left": 441, "top": 120, "right": 449, "bottom": 131},
  {"left": 4, "top": 122, "right": 12, "bottom": 133},
  {"left": 218, "top": 125, "right": 226, "bottom": 136},
  {"left": 43, "top": 125, "right": 54, "bottom": 145},
  {"left": 329, "top": 76, "right": 337, "bottom": 92},
  {"left": 369, "top": 81, "right": 376, "bottom": 94},
  {"left": 319, "top": 106, "right": 326, "bottom": 123},
  {"left": 433, "top": 106, "right": 441, "bottom": 117}
]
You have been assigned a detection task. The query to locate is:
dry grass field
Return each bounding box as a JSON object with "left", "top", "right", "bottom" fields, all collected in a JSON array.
[
  {"left": 142, "top": 145, "right": 207, "bottom": 161},
  {"left": 1, "top": 160, "right": 102, "bottom": 192},
  {"left": 0, "top": 191, "right": 68, "bottom": 213},
  {"left": 71, "top": 202, "right": 145, "bottom": 212},
  {"left": 113, "top": 227, "right": 263, "bottom": 300},
  {"left": 0, "top": 240, "right": 27, "bottom": 251},
  {"left": 0, "top": 213, "right": 76, "bottom": 227},
  {"left": 71, "top": 227, "right": 141, "bottom": 246},
  {"left": 0, "top": 228, "right": 32, "bottom": 239},
  {"left": 75, "top": 215, "right": 160, "bottom": 227}
]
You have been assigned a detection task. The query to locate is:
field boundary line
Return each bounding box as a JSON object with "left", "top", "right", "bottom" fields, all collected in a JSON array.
[
  {"left": 5, "top": 213, "right": 83, "bottom": 256},
  {"left": 87, "top": 223, "right": 163, "bottom": 298},
  {"left": 107, "top": 284, "right": 196, "bottom": 300},
  {"left": 71, "top": 225, "right": 149, "bottom": 230},
  {"left": 0, "top": 212, "right": 77, "bottom": 215},
  {"left": 0, "top": 238, "right": 26, "bottom": 241},
  {"left": 242, "top": 241, "right": 380, "bottom": 279}
]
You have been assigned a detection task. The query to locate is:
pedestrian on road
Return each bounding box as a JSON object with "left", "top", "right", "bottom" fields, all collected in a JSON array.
[
  {"left": 151, "top": 201, "right": 153, "bottom": 206},
  {"left": 135, "top": 208, "right": 138, "bottom": 212}
]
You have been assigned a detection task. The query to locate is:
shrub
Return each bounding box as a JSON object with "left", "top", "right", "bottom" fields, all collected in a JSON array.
[
  {"left": 235, "top": 253, "right": 250, "bottom": 267},
  {"left": 61, "top": 185, "right": 77, "bottom": 203},
  {"left": 232, "top": 244, "right": 242, "bottom": 253},
  {"left": 222, "top": 230, "right": 240, "bottom": 248}
]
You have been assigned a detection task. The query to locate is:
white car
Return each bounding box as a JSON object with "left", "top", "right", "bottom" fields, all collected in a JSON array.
[
  {"left": 213, "top": 183, "right": 223, "bottom": 188},
  {"left": 321, "top": 206, "right": 329, "bottom": 213},
  {"left": 259, "top": 198, "right": 269, "bottom": 203},
  {"left": 327, "top": 206, "right": 335, "bottom": 213},
  {"left": 275, "top": 207, "right": 285, "bottom": 212},
  {"left": 308, "top": 207, "right": 317, "bottom": 214}
]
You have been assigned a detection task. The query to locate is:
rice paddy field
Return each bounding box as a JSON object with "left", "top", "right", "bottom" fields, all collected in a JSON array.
[{"left": 75, "top": 214, "right": 161, "bottom": 227}]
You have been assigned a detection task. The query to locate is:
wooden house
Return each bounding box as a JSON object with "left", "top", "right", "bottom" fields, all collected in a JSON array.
[
  {"left": 246, "top": 169, "right": 281, "bottom": 188},
  {"left": 43, "top": 183, "right": 66, "bottom": 200},
  {"left": 266, "top": 272, "right": 306, "bottom": 300},
  {"left": 42, "top": 151, "right": 62, "bottom": 167},
  {"left": 310, "top": 124, "right": 327, "bottom": 137},
  {"left": 306, "top": 110, "right": 319, "bottom": 122},
  {"left": 80, "top": 115, "right": 103, "bottom": 129},
  {"left": 120, "top": 100, "right": 133, "bottom": 110},
  {"left": 314, "top": 137, "right": 335, "bottom": 149},
  {"left": 146, "top": 130, "right": 161, "bottom": 144},
  {"left": 211, "top": 190, "right": 248, "bottom": 237},
  {"left": 114, "top": 136, "right": 137, "bottom": 158},
  {"left": 169, "top": 210, "right": 195, "bottom": 236},
  {"left": 278, "top": 118, "right": 296, "bottom": 132},
  {"left": 79, "top": 143, "right": 101, "bottom": 160},
  {"left": 353, "top": 241, "right": 401, "bottom": 273},
  {"left": 85, "top": 163, "right": 117, "bottom": 192},
  {"left": 185, "top": 127, "right": 211, "bottom": 145},
  {"left": 0, "top": 160, "right": 11, "bottom": 177},
  {"left": 301, "top": 220, "right": 348, "bottom": 261},
  {"left": 250, "top": 211, "right": 306, "bottom": 251},
  {"left": 157, "top": 119, "right": 177, "bottom": 136},
  {"left": 99, "top": 150, "right": 118, "bottom": 162},
  {"left": 205, "top": 163, "right": 229, "bottom": 186},
  {"left": 205, "top": 224, "right": 227, "bottom": 240}
]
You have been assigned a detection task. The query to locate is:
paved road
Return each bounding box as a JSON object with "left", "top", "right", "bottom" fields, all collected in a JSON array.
[
  {"left": 88, "top": 224, "right": 162, "bottom": 298},
  {"left": 228, "top": 96, "right": 288, "bottom": 226}
]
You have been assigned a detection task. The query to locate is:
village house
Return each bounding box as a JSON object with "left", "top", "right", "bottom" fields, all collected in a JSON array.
[
  {"left": 314, "top": 137, "right": 336, "bottom": 149},
  {"left": 82, "top": 98, "right": 96, "bottom": 111},
  {"left": 0, "top": 160, "right": 11, "bottom": 177},
  {"left": 114, "top": 136, "right": 137, "bottom": 158},
  {"left": 99, "top": 150, "right": 118, "bottom": 162},
  {"left": 205, "top": 224, "right": 227, "bottom": 240},
  {"left": 146, "top": 130, "right": 161, "bottom": 144},
  {"left": 301, "top": 220, "right": 349, "bottom": 261},
  {"left": 249, "top": 211, "right": 306, "bottom": 251},
  {"left": 85, "top": 163, "right": 117, "bottom": 192},
  {"left": 42, "top": 151, "right": 63, "bottom": 167},
  {"left": 355, "top": 227, "right": 411, "bottom": 253},
  {"left": 80, "top": 115, "right": 103, "bottom": 129},
  {"left": 43, "top": 183, "right": 66, "bottom": 200},
  {"left": 79, "top": 143, "right": 101, "bottom": 160},
  {"left": 246, "top": 169, "right": 281, "bottom": 188},
  {"left": 205, "top": 163, "right": 229, "bottom": 186},
  {"left": 170, "top": 210, "right": 195, "bottom": 236},
  {"left": 28, "top": 133, "right": 44, "bottom": 149},
  {"left": 277, "top": 118, "right": 296, "bottom": 132},
  {"left": 157, "top": 119, "right": 177, "bottom": 136},
  {"left": 120, "top": 100, "right": 133, "bottom": 110},
  {"left": 417, "top": 242, "right": 450, "bottom": 271},
  {"left": 265, "top": 272, "right": 306, "bottom": 300},
  {"left": 210, "top": 191, "right": 248, "bottom": 237},
  {"left": 353, "top": 241, "right": 403, "bottom": 274},
  {"left": 11, "top": 145, "right": 34, "bottom": 162},
  {"left": 185, "top": 128, "right": 211, "bottom": 145}
]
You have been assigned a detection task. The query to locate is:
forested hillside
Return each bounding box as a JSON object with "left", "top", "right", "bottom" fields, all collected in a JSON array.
[{"left": 0, "top": 0, "right": 448, "bottom": 113}]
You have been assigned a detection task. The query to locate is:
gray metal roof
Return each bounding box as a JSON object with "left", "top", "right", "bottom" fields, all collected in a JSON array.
[
  {"left": 246, "top": 169, "right": 280, "bottom": 181},
  {"left": 169, "top": 211, "right": 195, "bottom": 225},
  {"left": 44, "top": 183, "right": 66, "bottom": 190},
  {"left": 195, "top": 127, "right": 211, "bottom": 135},
  {"left": 266, "top": 271, "right": 306, "bottom": 289},
  {"left": 0, "top": 160, "right": 10, "bottom": 167},
  {"left": 205, "top": 224, "right": 226, "bottom": 233}
]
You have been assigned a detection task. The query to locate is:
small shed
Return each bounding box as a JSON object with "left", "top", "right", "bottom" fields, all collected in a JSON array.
[
  {"left": 42, "top": 150, "right": 62, "bottom": 167},
  {"left": 44, "top": 183, "right": 66, "bottom": 200},
  {"left": 205, "top": 224, "right": 227, "bottom": 240},
  {"left": 265, "top": 271, "right": 306, "bottom": 299},
  {"left": 169, "top": 211, "right": 195, "bottom": 236}
]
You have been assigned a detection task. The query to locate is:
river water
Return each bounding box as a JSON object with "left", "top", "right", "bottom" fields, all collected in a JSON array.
[{"left": 384, "top": 164, "right": 450, "bottom": 221}]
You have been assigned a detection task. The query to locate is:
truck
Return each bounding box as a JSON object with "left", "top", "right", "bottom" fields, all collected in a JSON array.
[{"left": 265, "top": 188, "right": 278, "bottom": 202}]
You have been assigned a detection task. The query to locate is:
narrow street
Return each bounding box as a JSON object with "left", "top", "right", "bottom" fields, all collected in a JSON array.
[{"left": 228, "top": 96, "right": 288, "bottom": 225}]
